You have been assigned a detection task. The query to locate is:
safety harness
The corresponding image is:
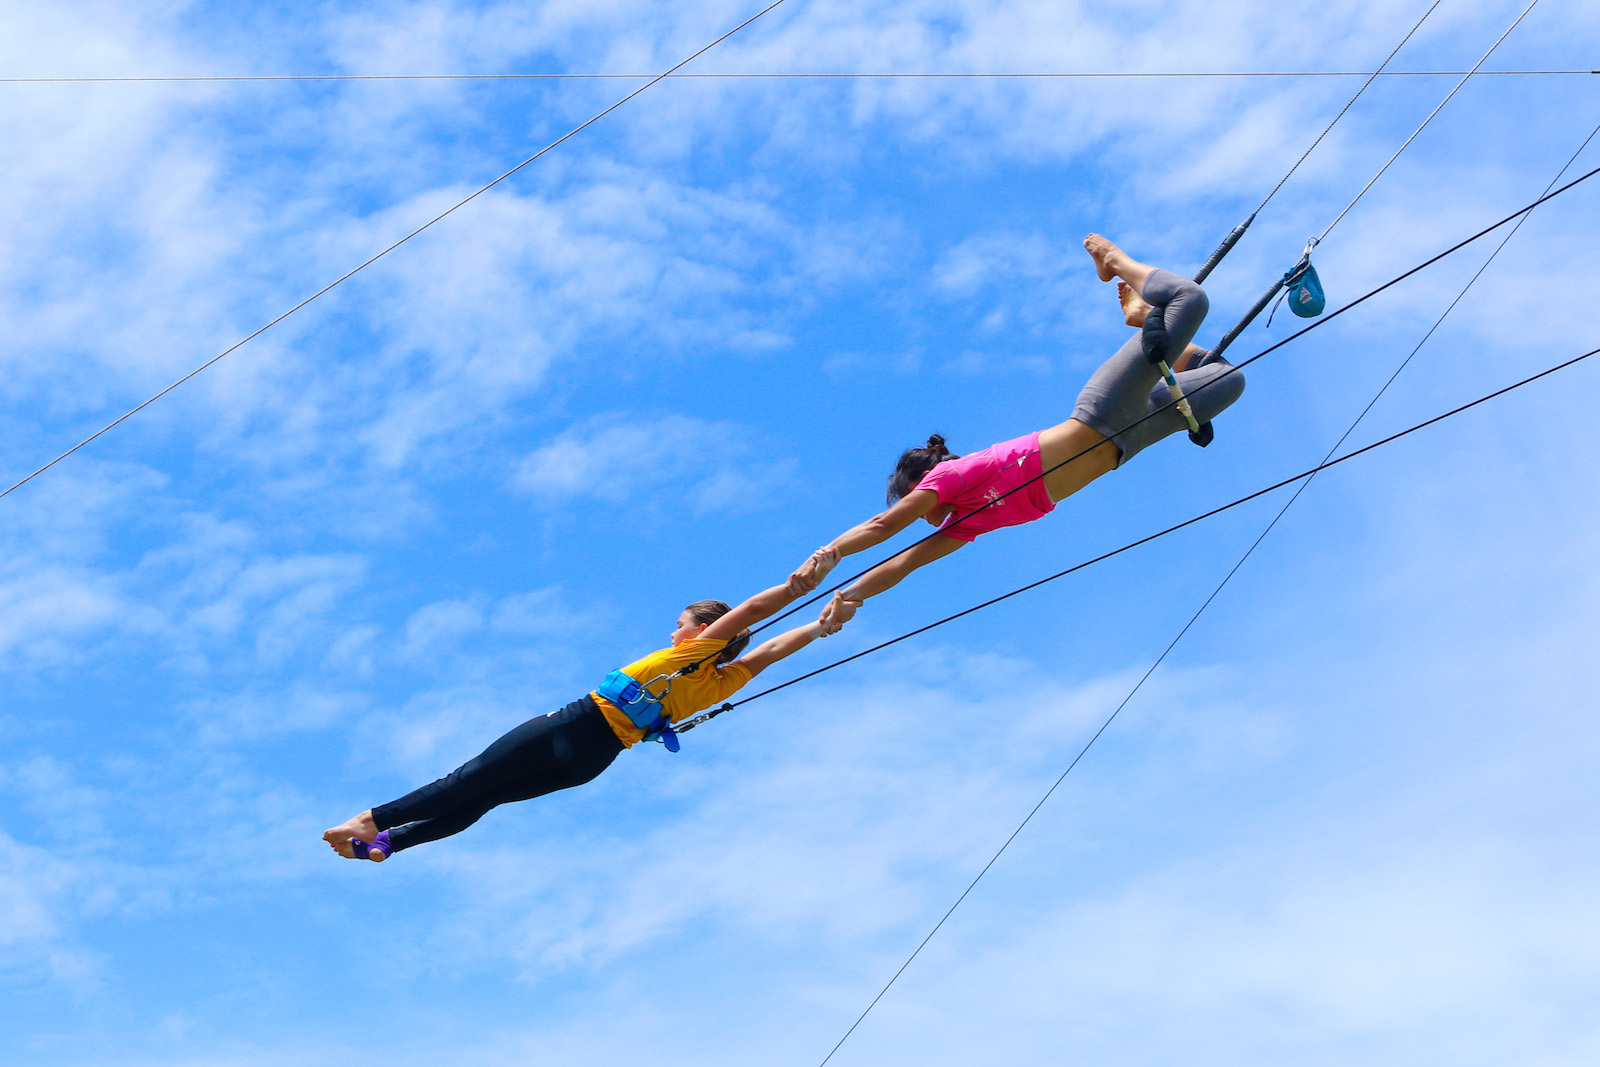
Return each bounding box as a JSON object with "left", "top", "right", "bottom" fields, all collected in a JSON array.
[{"left": 595, "top": 663, "right": 702, "bottom": 753}]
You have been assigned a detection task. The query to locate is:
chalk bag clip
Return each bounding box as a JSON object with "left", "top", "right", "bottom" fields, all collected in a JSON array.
[{"left": 1269, "top": 238, "right": 1326, "bottom": 327}]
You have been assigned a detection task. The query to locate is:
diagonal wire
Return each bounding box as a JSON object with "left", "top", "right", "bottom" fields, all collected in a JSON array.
[
  {"left": 806, "top": 106, "right": 1598, "bottom": 1067},
  {"left": 1319, "top": 0, "right": 1542, "bottom": 240},
  {"left": 739, "top": 161, "right": 1600, "bottom": 647},
  {"left": 0, "top": 0, "right": 793, "bottom": 504},
  {"left": 804, "top": 109, "right": 1599, "bottom": 1066},
  {"left": 681, "top": 122, "right": 1596, "bottom": 727},
  {"left": 1252, "top": 0, "right": 1443, "bottom": 217},
  {"left": 802, "top": 340, "right": 1600, "bottom": 1066}
]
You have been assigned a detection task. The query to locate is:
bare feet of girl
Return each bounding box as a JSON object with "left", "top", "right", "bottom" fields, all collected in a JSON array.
[
  {"left": 1118, "top": 280, "right": 1152, "bottom": 327},
  {"left": 323, "top": 810, "right": 379, "bottom": 859},
  {"left": 1084, "top": 234, "right": 1156, "bottom": 294},
  {"left": 1083, "top": 232, "right": 1124, "bottom": 280}
]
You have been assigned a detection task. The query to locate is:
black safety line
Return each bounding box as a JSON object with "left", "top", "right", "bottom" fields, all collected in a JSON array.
[
  {"left": 681, "top": 340, "right": 1600, "bottom": 731},
  {"left": 733, "top": 163, "right": 1600, "bottom": 652}
]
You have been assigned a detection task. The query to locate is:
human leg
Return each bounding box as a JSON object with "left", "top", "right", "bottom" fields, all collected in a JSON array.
[
  {"left": 381, "top": 738, "right": 624, "bottom": 851},
  {"left": 373, "top": 696, "right": 621, "bottom": 847},
  {"left": 1114, "top": 359, "right": 1247, "bottom": 463},
  {"left": 1037, "top": 418, "right": 1119, "bottom": 502},
  {"left": 324, "top": 696, "right": 622, "bottom": 857},
  {"left": 381, "top": 757, "right": 612, "bottom": 851},
  {"left": 1070, "top": 268, "right": 1211, "bottom": 468}
]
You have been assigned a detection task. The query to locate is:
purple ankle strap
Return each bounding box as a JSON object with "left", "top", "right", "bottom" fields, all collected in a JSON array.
[{"left": 350, "top": 829, "right": 392, "bottom": 860}]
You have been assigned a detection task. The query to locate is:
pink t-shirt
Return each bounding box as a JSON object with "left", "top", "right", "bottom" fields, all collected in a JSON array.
[{"left": 913, "top": 431, "right": 1056, "bottom": 543}]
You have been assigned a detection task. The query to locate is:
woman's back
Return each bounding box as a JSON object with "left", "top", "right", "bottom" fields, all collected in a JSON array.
[{"left": 915, "top": 431, "right": 1057, "bottom": 542}]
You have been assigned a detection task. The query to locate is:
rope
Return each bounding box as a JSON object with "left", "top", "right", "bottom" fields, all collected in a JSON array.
[
  {"left": 679, "top": 340, "right": 1600, "bottom": 733},
  {"left": 1205, "top": 0, "right": 1550, "bottom": 363},
  {"left": 767, "top": 333, "right": 1600, "bottom": 1059},
  {"left": 736, "top": 161, "right": 1600, "bottom": 650},
  {"left": 655, "top": 0, "right": 1440, "bottom": 680},
  {"left": 1079, "top": 115, "right": 1600, "bottom": 777},
  {"left": 0, "top": 0, "right": 793, "bottom": 505},
  {"left": 3, "top": 70, "right": 1591, "bottom": 84},
  {"left": 1318, "top": 0, "right": 1543, "bottom": 241},
  {"left": 1251, "top": 0, "right": 1443, "bottom": 218},
  {"left": 794, "top": 120, "right": 1600, "bottom": 1062},
  {"left": 804, "top": 344, "right": 1600, "bottom": 1067}
]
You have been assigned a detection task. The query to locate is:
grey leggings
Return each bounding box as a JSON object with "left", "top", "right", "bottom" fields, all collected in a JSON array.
[{"left": 1071, "top": 268, "right": 1246, "bottom": 466}]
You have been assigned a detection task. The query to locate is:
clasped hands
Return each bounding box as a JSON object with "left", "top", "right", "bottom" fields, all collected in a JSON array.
[
  {"left": 818, "top": 590, "right": 861, "bottom": 635},
  {"left": 787, "top": 545, "right": 860, "bottom": 635},
  {"left": 787, "top": 544, "right": 839, "bottom": 595}
]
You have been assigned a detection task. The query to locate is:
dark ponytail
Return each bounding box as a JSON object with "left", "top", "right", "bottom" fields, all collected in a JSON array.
[
  {"left": 685, "top": 599, "right": 751, "bottom": 664},
  {"left": 886, "top": 434, "right": 958, "bottom": 504}
]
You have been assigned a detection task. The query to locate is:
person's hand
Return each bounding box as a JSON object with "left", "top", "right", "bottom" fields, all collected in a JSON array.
[
  {"left": 819, "top": 590, "right": 861, "bottom": 635},
  {"left": 787, "top": 545, "right": 840, "bottom": 595}
]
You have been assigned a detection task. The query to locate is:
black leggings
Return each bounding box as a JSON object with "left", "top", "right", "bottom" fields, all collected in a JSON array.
[{"left": 372, "top": 695, "right": 624, "bottom": 852}]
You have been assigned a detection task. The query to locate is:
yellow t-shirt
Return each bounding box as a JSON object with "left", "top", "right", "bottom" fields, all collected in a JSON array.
[{"left": 593, "top": 635, "right": 753, "bottom": 747}]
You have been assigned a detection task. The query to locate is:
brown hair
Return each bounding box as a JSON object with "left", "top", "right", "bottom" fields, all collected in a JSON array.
[
  {"left": 886, "top": 434, "right": 958, "bottom": 504},
  {"left": 685, "top": 599, "right": 751, "bottom": 664}
]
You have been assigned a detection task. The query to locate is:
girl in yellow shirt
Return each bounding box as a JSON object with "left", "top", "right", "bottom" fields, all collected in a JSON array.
[{"left": 323, "top": 570, "right": 848, "bottom": 862}]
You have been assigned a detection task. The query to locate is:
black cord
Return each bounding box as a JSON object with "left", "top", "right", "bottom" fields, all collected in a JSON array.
[
  {"left": 680, "top": 342, "right": 1600, "bottom": 731},
  {"left": 739, "top": 163, "right": 1600, "bottom": 648}
]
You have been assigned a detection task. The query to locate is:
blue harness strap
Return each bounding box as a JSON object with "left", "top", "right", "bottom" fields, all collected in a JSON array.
[{"left": 596, "top": 668, "right": 681, "bottom": 752}]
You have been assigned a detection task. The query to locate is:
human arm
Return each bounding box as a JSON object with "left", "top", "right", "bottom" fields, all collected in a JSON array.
[
  {"left": 701, "top": 582, "right": 802, "bottom": 644},
  {"left": 787, "top": 489, "right": 942, "bottom": 594},
  {"left": 734, "top": 619, "right": 829, "bottom": 678},
  {"left": 819, "top": 534, "right": 965, "bottom": 633}
]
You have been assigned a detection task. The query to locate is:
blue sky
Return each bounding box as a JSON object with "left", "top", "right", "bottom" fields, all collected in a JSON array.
[{"left": 3, "top": 0, "right": 1600, "bottom": 1063}]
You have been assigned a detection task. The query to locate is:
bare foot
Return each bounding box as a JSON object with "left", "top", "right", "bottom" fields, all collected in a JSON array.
[
  {"left": 1085, "top": 234, "right": 1158, "bottom": 296},
  {"left": 1083, "top": 233, "right": 1124, "bottom": 281},
  {"left": 323, "top": 810, "right": 379, "bottom": 859},
  {"left": 1117, "top": 281, "right": 1151, "bottom": 327}
]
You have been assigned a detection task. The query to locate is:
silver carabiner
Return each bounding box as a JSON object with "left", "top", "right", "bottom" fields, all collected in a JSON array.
[{"left": 636, "top": 672, "right": 677, "bottom": 704}]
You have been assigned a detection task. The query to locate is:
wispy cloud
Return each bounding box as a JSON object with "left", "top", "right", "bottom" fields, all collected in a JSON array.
[
  {"left": 515, "top": 412, "right": 796, "bottom": 515},
  {"left": 2, "top": 1, "right": 1598, "bottom": 1063}
]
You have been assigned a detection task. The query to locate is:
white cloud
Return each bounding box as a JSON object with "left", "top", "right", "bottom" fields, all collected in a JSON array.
[
  {"left": 0, "top": 831, "right": 99, "bottom": 986},
  {"left": 1, "top": 1, "right": 1597, "bottom": 1062},
  {"left": 515, "top": 411, "right": 795, "bottom": 515}
]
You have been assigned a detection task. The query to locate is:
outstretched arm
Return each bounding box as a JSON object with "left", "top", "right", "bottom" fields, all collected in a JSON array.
[
  {"left": 788, "top": 489, "right": 941, "bottom": 594},
  {"left": 734, "top": 619, "right": 828, "bottom": 678},
  {"left": 820, "top": 533, "right": 965, "bottom": 633},
  {"left": 702, "top": 582, "right": 804, "bottom": 644}
]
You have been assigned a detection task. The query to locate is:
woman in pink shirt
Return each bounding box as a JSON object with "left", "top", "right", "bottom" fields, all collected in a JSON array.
[{"left": 793, "top": 235, "right": 1246, "bottom": 629}]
